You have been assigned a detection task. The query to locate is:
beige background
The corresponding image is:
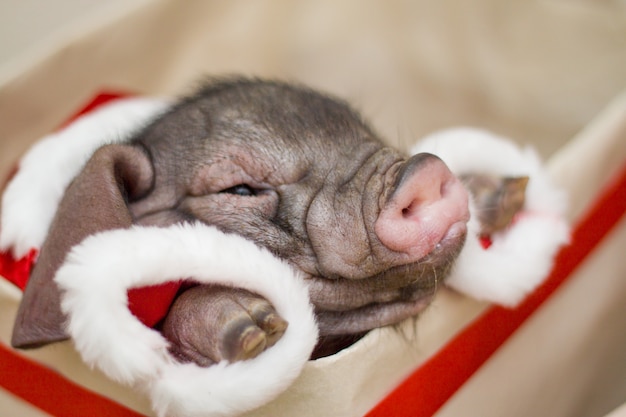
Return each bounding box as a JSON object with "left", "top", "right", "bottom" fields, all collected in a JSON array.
[
  {"left": 0, "top": 1, "right": 625, "bottom": 416},
  {"left": 0, "top": 0, "right": 146, "bottom": 68}
]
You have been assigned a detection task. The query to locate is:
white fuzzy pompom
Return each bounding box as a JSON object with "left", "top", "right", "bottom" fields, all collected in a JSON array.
[
  {"left": 412, "top": 128, "right": 570, "bottom": 307},
  {"left": 56, "top": 223, "right": 318, "bottom": 417}
]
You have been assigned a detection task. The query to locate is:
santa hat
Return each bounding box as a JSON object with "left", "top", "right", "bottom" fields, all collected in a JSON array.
[{"left": 0, "top": 97, "right": 568, "bottom": 417}]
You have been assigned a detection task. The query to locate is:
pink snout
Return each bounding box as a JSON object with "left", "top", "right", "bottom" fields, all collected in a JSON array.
[{"left": 375, "top": 153, "right": 470, "bottom": 260}]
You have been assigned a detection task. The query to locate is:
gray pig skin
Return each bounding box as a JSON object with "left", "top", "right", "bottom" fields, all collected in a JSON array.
[{"left": 12, "top": 78, "right": 475, "bottom": 364}]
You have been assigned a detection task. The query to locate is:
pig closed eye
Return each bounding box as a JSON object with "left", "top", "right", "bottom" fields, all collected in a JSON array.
[{"left": 221, "top": 184, "right": 259, "bottom": 197}]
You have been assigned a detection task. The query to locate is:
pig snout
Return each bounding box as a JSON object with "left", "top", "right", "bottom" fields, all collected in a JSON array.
[{"left": 375, "top": 153, "right": 470, "bottom": 261}]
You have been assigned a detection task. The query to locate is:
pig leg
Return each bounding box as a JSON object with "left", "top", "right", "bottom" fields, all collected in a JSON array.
[
  {"left": 161, "top": 286, "right": 288, "bottom": 366},
  {"left": 461, "top": 174, "right": 529, "bottom": 235}
]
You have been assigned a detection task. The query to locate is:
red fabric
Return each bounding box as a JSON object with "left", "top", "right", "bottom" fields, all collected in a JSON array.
[
  {"left": 0, "top": 248, "right": 38, "bottom": 290},
  {"left": 0, "top": 92, "right": 182, "bottom": 328},
  {"left": 127, "top": 282, "right": 182, "bottom": 327},
  {"left": 0, "top": 342, "right": 146, "bottom": 417},
  {"left": 365, "top": 161, "right": 626, "bottom": 417},
  {"left": 59, "top": 91, "right": 135, "bottom": 127}
]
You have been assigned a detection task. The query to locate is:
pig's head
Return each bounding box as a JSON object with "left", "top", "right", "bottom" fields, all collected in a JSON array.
[{"left": 11, "top": 78, "right": 469, "bottom": 359}]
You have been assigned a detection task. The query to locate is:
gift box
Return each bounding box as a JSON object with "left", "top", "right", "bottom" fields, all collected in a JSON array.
[{"left": 1, "top": 1, "right": 625, "bottom": 416}]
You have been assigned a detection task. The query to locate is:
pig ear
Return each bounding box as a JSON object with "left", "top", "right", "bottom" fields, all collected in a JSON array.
[{"left": 11, "top": 144, "right": 154, "bottom": 348}]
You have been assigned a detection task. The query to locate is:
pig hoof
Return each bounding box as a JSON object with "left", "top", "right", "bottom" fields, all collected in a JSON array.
[
  {"left": 161, "top": 285, "right": 288, "bottom": 366},
  {"left": 221, "top": 299, "right": 288, "bottom": 362}
]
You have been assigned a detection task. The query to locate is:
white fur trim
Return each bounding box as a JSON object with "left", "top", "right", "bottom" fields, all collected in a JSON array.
[
  {"left": 55, "top": 223, "right": 318, "bottom": 417},
  {"left": 412, "top": 128, "right": 570, "bottom": 306},
  {"left": 0, "top": 98, "right": 170, "bottom": 258}
]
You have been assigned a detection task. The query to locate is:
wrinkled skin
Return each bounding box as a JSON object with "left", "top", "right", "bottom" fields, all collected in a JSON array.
[{"left": 11, "top": 78, "right": 480, "bottom": 364}]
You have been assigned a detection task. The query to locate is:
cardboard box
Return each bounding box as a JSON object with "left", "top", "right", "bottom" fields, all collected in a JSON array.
[{"left": 1, "top": 1, "right": 625, "bottom": 416}]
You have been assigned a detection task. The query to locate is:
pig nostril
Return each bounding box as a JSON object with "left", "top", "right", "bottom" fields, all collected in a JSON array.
[
  {"left": 376, "top": 154, "right": 469, "bottom": 258},
  {"left": 402, "top": 202, "right": 415, "bottom": 218}
]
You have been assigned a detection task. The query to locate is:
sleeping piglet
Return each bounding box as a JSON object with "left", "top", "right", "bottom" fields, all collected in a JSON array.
[{"left": 10, "top": 78, "right": 504, "bottom": 365}]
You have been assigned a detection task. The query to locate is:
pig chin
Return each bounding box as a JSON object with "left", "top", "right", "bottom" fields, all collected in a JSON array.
[{"left": 308, "top": 225, "right": 466, "bottom": 357}]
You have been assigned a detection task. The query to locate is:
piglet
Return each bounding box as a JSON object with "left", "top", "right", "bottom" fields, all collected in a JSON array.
[{"left": 11, "top": 78, "right": 514, "bottom": 365}]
